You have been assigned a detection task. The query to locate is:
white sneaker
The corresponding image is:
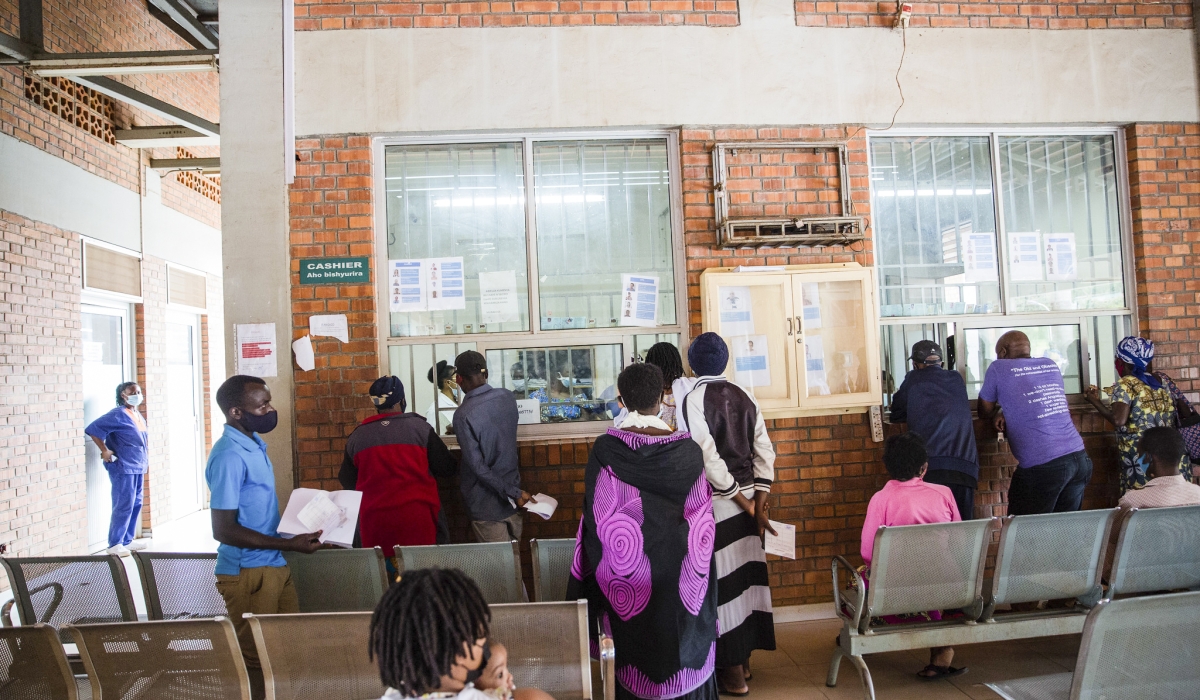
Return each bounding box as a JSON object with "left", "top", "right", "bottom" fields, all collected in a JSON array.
[
  {"left": 127, "top": 540, "right": 150, "bottom": 551},
  {"left": 107, "top": 544, "right": 131, "bottom": 557}
]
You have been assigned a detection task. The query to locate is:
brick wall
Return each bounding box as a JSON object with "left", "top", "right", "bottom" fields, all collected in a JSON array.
[
  {"left": 0, "top": 209, "right": 86, "bottom": 567},
  {"left": 0, "top": 0, "right": 220, "bottom": 227},
  {"left": 794, "top": 0, "right": 1192, "bottom": 28},
  {"left": 293, "top": 0, "right": 739, "bottom": 28}
]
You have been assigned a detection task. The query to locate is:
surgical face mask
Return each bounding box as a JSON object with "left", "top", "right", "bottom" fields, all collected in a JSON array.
[
  {"left": 239, "top": 409, "right": 279, "bottom": 435},
  {"left": 124, "top": 393, "right": 143, "bottom": 407},
  {"left": 464, "top": 642, "right": 491, "bottom": 685}
]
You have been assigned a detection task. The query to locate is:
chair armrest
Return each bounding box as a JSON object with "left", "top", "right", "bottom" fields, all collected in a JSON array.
[
  {"left": 598, "top": 632, "right": 615, "bottom": 700},
  {"left": 831, "top": 556, "right": 864, "bottom": 629},
  {"left": 1, "top": 599, "right": 12, "bottom": 627}
]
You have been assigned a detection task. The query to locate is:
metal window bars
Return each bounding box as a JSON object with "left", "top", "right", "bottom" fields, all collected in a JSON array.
[{"left": 711, "top": 141, "right": 865, "bottom": 248}]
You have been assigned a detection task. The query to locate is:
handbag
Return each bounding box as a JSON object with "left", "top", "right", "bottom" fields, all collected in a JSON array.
[{"left": 1156, "top": 372, "right": 1200, "bottom": 460}]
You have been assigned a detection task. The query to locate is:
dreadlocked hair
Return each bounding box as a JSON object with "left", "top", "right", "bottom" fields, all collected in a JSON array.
[
  {"left": 370, "top": 568, "right": 491, "bottom": 696},
  {"left": 644, "top": 342, "right": 684, "bottom": 386}
]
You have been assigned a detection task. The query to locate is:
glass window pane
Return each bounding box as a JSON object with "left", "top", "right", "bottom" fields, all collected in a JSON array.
[
  {"left": 801, "top": 280, "right": 868, "bottom": 397},
  {"left": 533, "top": 140, "right": 676, "bottom": 330},
  {"left": 486, "top": 345, "right": 622, "bottom": 424},
  {"left": 384, "top": 143, "right": 530, "bottom": 337},
  {"left": 1087, "top": 315, "right": 1133, "bottom": 392},
  {"left": 961, "top": 325, "right": 1082, "bottom": 399},
  {"left": 388, "top": 341, "right": 477, "bottom": 436},
  {"left": 870, "top": 136, "right": 1001, "bottom": 318},
  {"left": 999, "top": 136, "right": 1125, "bottom": 312},
  {"left": 631, "top": 333, "right": 680, "bottom": 363},
  {"left": 880, "top": 323, "right": 951, "bottom": 406}
]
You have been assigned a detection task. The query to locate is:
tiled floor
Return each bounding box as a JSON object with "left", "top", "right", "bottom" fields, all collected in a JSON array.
[{"left": 740, "top": 619, "right": 1078, "bottom": 700}]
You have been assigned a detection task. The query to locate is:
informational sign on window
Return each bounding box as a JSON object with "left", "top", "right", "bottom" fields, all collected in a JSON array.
[
  {"left": 388, "top": 257, "right": 467, "bottom": 312},
  {"left": 427, "top": 258, "right": 466, "bottom": 311},
  {"left": 479, "top": 270, "right": 520, "bottom": 324},
  {"left": 1008, "top": 232, "right": 1043, "bottom": 282},
  {"left": 963, "top": 231, "right": 999, "bottom": 283},
  {"left": 1045, "top": 233, "right": 1077, "bottom": 281},
  {"left": 236, "top": 323, "right": 277, "bottom": 377},
  {"left": 619, "top": 273, "right": 659, "bottom": 328}
]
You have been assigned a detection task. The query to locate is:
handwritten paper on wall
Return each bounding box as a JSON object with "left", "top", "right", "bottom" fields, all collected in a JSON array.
[
  {"left": 619, "top": 274, "right": 659, "bottom": 328},
  {"left": 236, "top": 323, "right": 277, "bottom": 377},
  {"left": 309, "top": 314, "right": 349, "bottom": 343}
]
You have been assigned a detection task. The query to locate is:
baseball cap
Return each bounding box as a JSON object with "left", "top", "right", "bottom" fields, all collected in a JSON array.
[{"left": 910, "top": 340, "right": 943, "bottom": 364}]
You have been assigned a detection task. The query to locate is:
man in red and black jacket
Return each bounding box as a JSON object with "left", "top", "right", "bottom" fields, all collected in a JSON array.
[{"left": 339, "top": 376, "right": 458, "bottom": 550}]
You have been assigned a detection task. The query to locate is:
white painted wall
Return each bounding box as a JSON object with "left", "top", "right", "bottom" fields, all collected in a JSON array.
[
  {"left": 294, "top": 0, "right": 1199, "bottom": 135},
  {"left": 142, "top": 170, "right": 223, "bottom": 277}
]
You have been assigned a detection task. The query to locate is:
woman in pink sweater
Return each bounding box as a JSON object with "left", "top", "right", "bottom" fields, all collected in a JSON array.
[{"left": 861, "top": 432, "right": 964, "bottom": 681}]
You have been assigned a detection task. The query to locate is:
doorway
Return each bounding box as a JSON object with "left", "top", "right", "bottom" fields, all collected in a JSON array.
[
  {"left": 166, "top": 312, "right": 206, "bottom": 520},
  {"left": 82, "top": 302, "right": 133, "bottom": 553}
]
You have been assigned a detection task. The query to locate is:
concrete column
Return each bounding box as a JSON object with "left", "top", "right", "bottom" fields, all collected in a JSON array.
[{"left": 218, "top": 0, "right": 296, "bottom": 506}]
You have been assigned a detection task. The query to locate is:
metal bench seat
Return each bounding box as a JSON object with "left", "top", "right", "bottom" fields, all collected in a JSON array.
[
  {"left": 1108, "top": 504, "right": 1200, "bottom": 598},
  {"left": 396, "top": 541, "right": 524, "bottom": 604}
]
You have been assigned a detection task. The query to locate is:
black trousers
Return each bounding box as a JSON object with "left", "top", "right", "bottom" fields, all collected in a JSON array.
[
  {"left": 1008, "top": 449, "right": 1093, "bottom": 516},
  {"left": 924, "top": 470, "right": 976, "bottom": 520}
]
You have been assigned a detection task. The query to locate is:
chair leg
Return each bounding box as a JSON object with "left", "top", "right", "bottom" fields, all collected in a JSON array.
[
  {"left": 847, "top": 653, "right": 875, "bottom": 700},
  {"left": 826, "top": 645, "right": 845, "bottom": 687}
]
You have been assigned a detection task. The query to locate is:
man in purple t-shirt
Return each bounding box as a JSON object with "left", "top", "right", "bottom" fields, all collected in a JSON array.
[{"left": 978, "top": 331, "right": 1091, "bottom": 515}]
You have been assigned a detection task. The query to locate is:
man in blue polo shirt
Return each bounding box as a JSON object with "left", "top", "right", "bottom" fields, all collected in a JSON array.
[{"left": 206, "top": 375, "right": 324, "bottom": 686}]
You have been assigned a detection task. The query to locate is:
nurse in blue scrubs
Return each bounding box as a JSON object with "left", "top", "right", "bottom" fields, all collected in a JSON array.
[{"left": 85, "top": 382, "right": 150, "bottom": 557}]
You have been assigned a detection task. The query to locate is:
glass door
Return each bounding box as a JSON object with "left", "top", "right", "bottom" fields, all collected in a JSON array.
[
  {"left": 702, "top": 274, "right": 799, "bottom": 411},
  {"left": 82, "top": 302, "right": 133, "bottom": 552},
  {"left": 793, "top": 268, "right": 882, "bottom": 410},
  {"left": 166, "top": 313, "right": 205, "bottom": 519}
]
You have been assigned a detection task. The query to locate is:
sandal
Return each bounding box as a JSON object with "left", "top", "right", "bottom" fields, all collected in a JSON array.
[
  {"left": 717, "top": 683, "right": 750, "bottom": 697},
  {"left": 917, "top": 664, "right": 968, "bottom": 680},
  {"left": 743, "top": 660, "right": 752, "bottom": 682}
]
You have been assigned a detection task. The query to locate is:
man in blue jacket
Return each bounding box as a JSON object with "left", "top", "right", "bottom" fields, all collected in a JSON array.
[{"left": 889, "top": 340, "right": 980, "bottom": 519}]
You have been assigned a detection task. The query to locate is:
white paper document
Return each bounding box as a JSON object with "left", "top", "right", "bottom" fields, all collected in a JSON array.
[
  {"left": 427, "top": 257, "right": 467, "bottom": 311},
  {"left": 292, "top": 334, "right": 315, "bottom": 372},
  {"left": 236, "top": 323, "right": 277, "bottom": 377},
  {"left": 619, "top": 274, "right": 659, "bottom": 328},
  {"left": 764, "top": 520, "right": 796, "bottom": 559},
  {"left": 1008, "top": 232, "right": 1043, "bottom": 281},
  {"left": 801, "top": 283, "right": 822, "bottom": 329},
  {"left": 732, "top": 335, "right": 771, "bottom": 387},
  {"left": 310, "top": 314, "right": 349, "bottom": 343},
  {"left": 1045, "top": 233, "right": 1077, "bottom": 281},
  {"left": 479, "top": 270, "right": 520, "bottom": 324},
  {"left": 963, "top": 231, "right": 999, "bottom": 283},
  {"left": 516, "top": 398, "right": 541, "bottom": 425},
  {"left": 278, "top": 488, "right": 362, "bottom": 548},
  {"left": 718, "top": 286, "right": 755, "bottom": 337},
  {"left": 523, "top": 493, "right": 559, "bottom": 520},
  {"left": 389, "top": 259, "right": 426, "bottom": 312}
]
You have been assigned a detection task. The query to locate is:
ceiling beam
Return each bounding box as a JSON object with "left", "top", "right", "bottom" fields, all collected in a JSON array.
[
  {"left": 115, "top": 125, "right": 220, "bottom": 148},
  {"left": 149, "top": 157, "right": 220, "bottom": 174},
  {"left": 148, "top": 0, "right": 219, "bottom": 50},
  {"left": 0, "top": 32, "right": 37, "bottom": 62},
  {"left": 29, "top": 50, "right": 218, "bottom": 76},
  {"left": 66, "top": 75, "right": 220, "bottom": 138},
  {"left": 20, "top": 0, "right": 42, "bottom": 50}
]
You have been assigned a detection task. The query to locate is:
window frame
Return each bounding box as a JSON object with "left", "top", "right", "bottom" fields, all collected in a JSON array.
[
  {"left": 867, "top": 126, "right": 1138, "bottom": 400},
  {"left": 371, "top": 129, "right": 689, "bottom": 440}
]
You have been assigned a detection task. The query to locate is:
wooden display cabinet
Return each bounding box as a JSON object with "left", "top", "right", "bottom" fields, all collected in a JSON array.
[{"left": 700, "top": 263, "right": 882, "bottom": 419}]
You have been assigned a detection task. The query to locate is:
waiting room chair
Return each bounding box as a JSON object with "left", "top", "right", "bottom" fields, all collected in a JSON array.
[
  {"left": 67, "top": 617, "right": 250, "bottom": 700},
  {"left": 0, "top": 622, "right": 89, "bottom": 699},
  {"left": 282, "top": 546, "right": 389, "bottom": 612},
  {"left": 133, "top": 551, "right": 227, "bottom": 620},
  {"left": 247, "top": 612, "right": 384, "bottom": 700},
  {"left": 986, "top": 589, "right": 1200, "bottom": 699},
  {"left": 395, "top": 542, "right": 524, "bottom": 604},
  {"left": 1107, "top": 504, "right": 1200, "bottom": 598},
  {"left": 982, "top": 508, "right": 1118, "bottom": 620},
  {"left": 531, "top": 538, "right": 577, "bottom": 603},
  {"left": 490, "top": 600, "right": 612, "bottom": 700},
  {"left": 0, "top": 556, "right": 138, "bottom": 641}
]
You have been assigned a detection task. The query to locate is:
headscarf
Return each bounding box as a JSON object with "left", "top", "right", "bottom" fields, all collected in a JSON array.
[
  {"left": 687, "top": 332, "right": 729, "bottom": 377},
  {"left": 1115, "top": 336, "right": 1162, "bottom": 390},
  {"left": 369, "top": 375, "right": 407, "bottom": 411}
]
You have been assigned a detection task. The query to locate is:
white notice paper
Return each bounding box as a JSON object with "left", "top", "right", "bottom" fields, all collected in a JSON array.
[
  {"left": 427, "top": 257, "right": 467, "bottom": 311},
  {"left": 236, "top": 323, "right": 277, "bottom": 377},
  {"left": 278, "top": 488, "right": 363, "bottom": 548},
  {"left": 801, "top": 283, "right": 822, "bottom": 330},
  {"left": 764, "top": 520, "right": 796, "bottom": 559},
  {"left": 479, "top": 270, "right": 520, "bottom": 325},
  {"left": 516, "top": 398, "right": 541, "bottom": 425},
  {"left": 963, "top": 231, "right": 999, "bottom": 283},
  {"left": 292, "top": 335, "right": 315, "bottom": 372},
  {"left": 523, "top": 493, "right": 559, "bottom": 520},
  {"left": 732, "top": 335, "right": 772, "bottom": 387},
  {"left": 1045, "top": 233, "right": 1077, "bottom": 281},
  {"left": 310, "top": 314, "right": 349, "bottom": 343},
  {"left": 1008, "top": 232, "right": 1043, "bottom": 282},
  {"left": 390, "top": 259, "right": 426, "bottom": 312},
  {"left": 718, "top": 286, "right": 755, "bottom": 336},
  {"left": 619, "top": 274, "right": 659, "bottom": 328}
]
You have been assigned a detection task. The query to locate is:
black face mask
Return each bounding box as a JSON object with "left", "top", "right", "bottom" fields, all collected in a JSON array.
[
  {"left": 238, "top": 409, "right": 278, "bottom": 435},
  {"left": 464, "top": 643, "right": 491, "bottom": 685}
]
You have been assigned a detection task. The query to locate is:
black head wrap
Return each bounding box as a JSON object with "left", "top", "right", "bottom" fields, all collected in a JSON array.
[{"left": 369, "top": 376, "right": 406, "bottom": 411}]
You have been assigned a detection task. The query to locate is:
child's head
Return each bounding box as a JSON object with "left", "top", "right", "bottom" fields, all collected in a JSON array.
[
  {"left": 370, "top": 568, "right": 491, "bottom": 695},
  {"left": 882, "top": 432, "right": 928, "bottom": 482},
  {"left": 617, "top": 362, "right": 665, "bottom": 415},
  {"left": 1139, "top": 426, "right": 1187, "bottom": 479}
]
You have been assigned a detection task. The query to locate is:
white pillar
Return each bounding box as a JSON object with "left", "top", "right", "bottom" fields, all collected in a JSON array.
[{"left": 218, "top": 0, "right": 296, "bottom": 506}]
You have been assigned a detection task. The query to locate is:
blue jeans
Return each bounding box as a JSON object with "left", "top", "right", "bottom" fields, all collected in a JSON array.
[
  {"left": 108, "top": 473, "right": 143, "bottom": 547},
  {"left": 1008, "top": 450, "right": 1093, "bottom": 516}
]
